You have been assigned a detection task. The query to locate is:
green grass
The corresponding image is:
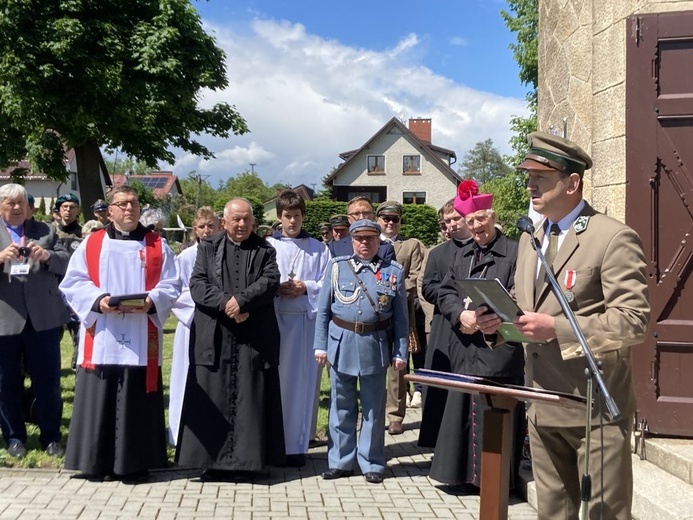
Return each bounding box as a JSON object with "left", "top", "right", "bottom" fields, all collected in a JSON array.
[{"left": 0, "top": 316, "right": 330, "bottom": 468}]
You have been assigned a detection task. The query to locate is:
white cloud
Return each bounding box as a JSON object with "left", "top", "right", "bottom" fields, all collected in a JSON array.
[
  {"left": 169, "top": 18, "right": 528, "bottom": 189},
  {"left": 449, "top": 36, "right": 469, "bottom": 47}
]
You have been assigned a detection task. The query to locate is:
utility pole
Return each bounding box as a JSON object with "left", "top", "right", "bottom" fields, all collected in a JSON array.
[
  {"left": 190, "top": 171, "right": 209, "bottom": 208},
  {"left": 249, "top": 163, "right": 256, "bottom": 174}
]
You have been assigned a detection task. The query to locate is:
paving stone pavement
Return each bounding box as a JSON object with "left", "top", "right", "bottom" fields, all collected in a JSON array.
[{"left": 0, "top": 408, "right": 536, "bottom": 519}]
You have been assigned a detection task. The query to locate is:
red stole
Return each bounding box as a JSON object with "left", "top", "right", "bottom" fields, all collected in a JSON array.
[{"left": 83, "top": 229, "right": 163, "bottom": 393}]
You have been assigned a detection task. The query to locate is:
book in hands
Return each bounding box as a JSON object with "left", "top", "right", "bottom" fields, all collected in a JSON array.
[
  {"left": 107, "top": 292, "right": 149, "bottom": 309},
  {"left": 457, "top": 278, "right": 543, "bottom": 344}
]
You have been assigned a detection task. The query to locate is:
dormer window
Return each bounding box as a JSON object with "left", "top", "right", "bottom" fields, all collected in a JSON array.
[
  {"left": 367, "top": 155, "right": 385, "bottom": 174},
  {"left": 403, "top": 155, "right": 421, "bottom": 174}
]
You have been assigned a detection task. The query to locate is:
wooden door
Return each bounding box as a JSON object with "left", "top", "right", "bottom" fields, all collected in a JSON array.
[{"left": 626, "top": 11, "right": 693, "bottom": 437}]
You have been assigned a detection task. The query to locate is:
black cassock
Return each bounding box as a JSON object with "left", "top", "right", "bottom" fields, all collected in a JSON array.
[
  {"left": 176, "top": 235, "right": 285, "bottom": 471},
  {"left": 429, "top": 233, "right": 526, "bottom": 487}
]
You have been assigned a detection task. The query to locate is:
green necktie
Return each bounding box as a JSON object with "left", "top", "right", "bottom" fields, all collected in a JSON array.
[{"left": 535, "top": 223, "right": 560, "bottom": 303}]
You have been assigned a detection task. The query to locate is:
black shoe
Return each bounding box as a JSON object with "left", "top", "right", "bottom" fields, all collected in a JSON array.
[
  {"left": 308, "top": 438, "right": 327, "bottom": 449},
  {"left": 364, "top": 472, "right": 384, "bottom": 484},
  {"left": 119, "top": 470, "right": 149, "bottom": 485},
  {"left": 321, "top": 468, "right": 353, "bottom": 480},
  {"left": 285, "top": 454, "right": 306, "bottom": 467},
  {"left": 7, "top": 440, "right": 26, "bottom": 459},
  {"left": 45, "top": 442, "right": 65, "bottom": 458},
  {"left": 199, "top": 469, "right": 253, "bottom": 482}
]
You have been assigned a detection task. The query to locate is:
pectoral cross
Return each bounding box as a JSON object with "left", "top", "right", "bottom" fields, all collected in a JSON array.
[
  {"left": 463, "top": 295, "right": 473, "bottom": 310},
  {"left": 288, "top": 269, "right": 295, "bottom": 280},
  {"left": 116, "top": 334, "right": 131, "bottom": 348}
]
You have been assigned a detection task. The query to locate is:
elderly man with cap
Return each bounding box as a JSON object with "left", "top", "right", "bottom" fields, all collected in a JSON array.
[
  {"left": 375, "top": 201, "right": 425, "bottom": 435},
  {"left": 477, "top": 131, "right": 650, "bottom": 520},
  {"left": 429, "top": 180, "right": 525, "bottom": 491},
  {"left": 91, "top": 199, "right": 109, "bottom": 226},
  {"left": 328, "top": 214, "right": 350, "bottom": 241},
  {"left": 314, "top": 219, "right": 408, "bottom": 484}
]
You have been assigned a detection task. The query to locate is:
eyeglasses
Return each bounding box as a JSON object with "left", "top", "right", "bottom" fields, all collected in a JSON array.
[
  {"left": 379, "top": 215, "right": 400, "bottom": 224},
  {"left": 110, "top": 200, "right": 140, "bottom": 210},
  {"left": 348, "top": 211, "right": 374, "bottom": 219}
]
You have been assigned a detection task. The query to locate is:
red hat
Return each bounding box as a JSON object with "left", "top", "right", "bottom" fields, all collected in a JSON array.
[{"left": 454, "top": 180, "right": 493, "bottom": 216}]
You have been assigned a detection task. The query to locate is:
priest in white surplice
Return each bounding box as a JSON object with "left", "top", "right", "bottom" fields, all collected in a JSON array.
[
  {"left": 267, "top": 190, "right": 330, "bottom": 467},
  {"left": 168, "top": 207, "right": 219, "bottom": 445},
  {"left": 60, "top": 186, "right": 180, "bottom": 481}
]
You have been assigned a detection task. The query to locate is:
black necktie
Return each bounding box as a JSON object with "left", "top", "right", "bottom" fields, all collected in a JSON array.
[{"left": 535, "top": 223, "right": 560, "bottom": 303}]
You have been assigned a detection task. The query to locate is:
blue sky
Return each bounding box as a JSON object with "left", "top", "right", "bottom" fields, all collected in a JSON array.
[{"left": 168, "top": 0, "right": 529, "bottom": 188}]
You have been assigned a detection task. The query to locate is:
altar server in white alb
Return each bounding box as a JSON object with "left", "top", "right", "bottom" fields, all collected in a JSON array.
[
  {"left": 60, "top": 186, "right": 180, "bottom": 481},
  {"left": 168, "top": 207, "right": 220, "bottom": 445},
  {"left": 267, "top": 189, "right": 331, "bottom": 467}
]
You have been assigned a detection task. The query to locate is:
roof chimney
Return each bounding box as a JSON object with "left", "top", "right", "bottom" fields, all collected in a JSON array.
[{"left": 409, "top": 118, "right": 432, "bottom": 143}]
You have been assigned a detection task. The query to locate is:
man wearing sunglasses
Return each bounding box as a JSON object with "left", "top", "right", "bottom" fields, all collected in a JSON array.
[
  {"left": 328, "top": 196, "right": 395, "bottom": 261},
  {"left": 376, "top": 202, "right": 425, "bottom": 436}
]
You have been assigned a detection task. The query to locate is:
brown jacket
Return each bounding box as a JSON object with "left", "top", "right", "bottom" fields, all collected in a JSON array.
[{"left": 517, "top": 202, "right": 650, "bottom": 427}]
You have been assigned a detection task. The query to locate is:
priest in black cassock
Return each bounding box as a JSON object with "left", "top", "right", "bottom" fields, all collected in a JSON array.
[
  {"left": 176, "top": 198, "right": 286, "bottom": 478},
  {"left": 428, "top": 182, "right": 525, "bottom": 491}
]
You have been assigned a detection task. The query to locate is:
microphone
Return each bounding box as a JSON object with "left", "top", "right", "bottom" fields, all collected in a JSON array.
[{"left": 516, "top": 216, "right": 535, "bottom": 235}]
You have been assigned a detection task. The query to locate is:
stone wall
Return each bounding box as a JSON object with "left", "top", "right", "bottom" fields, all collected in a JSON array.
[{"left": 538, "top": 0, "right": 693, "bottom": 221}]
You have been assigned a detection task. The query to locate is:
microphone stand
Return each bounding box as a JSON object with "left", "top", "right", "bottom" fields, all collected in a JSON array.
[{"left": 524, "top": 223, "right": 621, "bottom": 520}]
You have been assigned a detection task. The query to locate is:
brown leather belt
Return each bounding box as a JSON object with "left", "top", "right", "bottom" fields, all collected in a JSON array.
[{"left": 331, "top": 316, "right": 392, "bottom": 334}]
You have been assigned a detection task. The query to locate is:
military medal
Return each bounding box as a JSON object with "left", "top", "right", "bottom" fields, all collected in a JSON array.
[
  {"left": 378, "top": 294, "right": 390, "bottom": 307},
  {"left": 564, "top": 269, "right": 576, "bottom": 302}
]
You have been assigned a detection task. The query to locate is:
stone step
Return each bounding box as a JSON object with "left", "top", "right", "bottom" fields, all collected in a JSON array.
[
  {"left": 632, "top": 452, "right": 693, "bottom": 520},
  {"left": 636, "top": 437, "right": 693, "bottom": 486}
]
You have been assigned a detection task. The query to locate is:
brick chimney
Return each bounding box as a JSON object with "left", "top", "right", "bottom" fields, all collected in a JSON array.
[{"left": 408, "top": 118, "right": 432, "bottom": 143}]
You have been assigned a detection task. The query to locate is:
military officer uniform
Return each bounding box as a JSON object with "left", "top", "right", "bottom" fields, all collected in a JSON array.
[
  {"left": 512, "top": 132, "right": 650, "bottom": 520},
  {"left": 314, "top": 220, "right": 409, "bottom": 482}
]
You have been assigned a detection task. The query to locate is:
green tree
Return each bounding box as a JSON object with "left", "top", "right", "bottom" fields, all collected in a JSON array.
[
  {"left": 501, "top": 0, "right": 539, "bottom": 166},
  {"left": 481, "top": 174, "right": 529, "bottom": 240},
  {"left": 222, "top": 171, "right": 275, "bottom": 202},
  {"left": 104, "top": 157, "right": 153, "bottom": 176},
  {"left": 459, "top": 139, "right": 513, "bottom": 185},
  {"left": 127, "top": 180, "right": 158, "bottom": 209},
  {"left": 0, "top": 0, "right": 248, "bottom": 213},
  {"left": 179, "top": 171, "right": 218, "bottom": 209}
]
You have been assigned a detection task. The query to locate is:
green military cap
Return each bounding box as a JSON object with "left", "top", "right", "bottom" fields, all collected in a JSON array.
[
  {"left": 376, "top": 200, "right": 402, "bottom": 216},
  {"left": 319, "top": 221, "right": 332, "bottom": 231},
  {"left": 329, "top": 214, "right": 350, "bottom": 228},
  {"left": 56, "top": 193, "right": 80, "bottom": 207},
  {"left": 518, "top": 131, "right": 593, "bottom": 177}
]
